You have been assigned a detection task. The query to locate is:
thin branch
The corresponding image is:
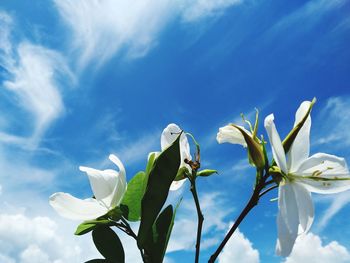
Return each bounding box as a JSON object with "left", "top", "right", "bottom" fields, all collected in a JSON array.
[
  {"left": 190, "top": 176, "right": 204, "bottom": 263},
  {"left": 259, "top": 184, "right": 278, "bottom": 198}
]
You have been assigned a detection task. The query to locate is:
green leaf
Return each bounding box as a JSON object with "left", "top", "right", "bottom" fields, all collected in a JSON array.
[
  {"left": 121, "top": 171, "right": 147, "bottom": 221},
  {"left": 106, "top": 206, "right": 123, "bottom": 221},
  {"left": 197, "top": 169, "right": 218, "bottom": 177},
  {"left": 75, "top": 219, "right": 112, "bottom": 236},
  {"left": 146, "top": 152, "right": 157, "bottom": 177},
  {"left": 92, "top": 226, "right": 125, "bottom": 263},
  {"left": 144, "top": 199, "right": 182, "bottom": 262},
  {"left": 137, "top": 134, "right": 181, "bottom": 248}
]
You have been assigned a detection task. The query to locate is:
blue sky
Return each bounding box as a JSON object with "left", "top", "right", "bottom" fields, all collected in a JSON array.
[{"left": 0, "top": 0, "right": 350, "bottom": 262}]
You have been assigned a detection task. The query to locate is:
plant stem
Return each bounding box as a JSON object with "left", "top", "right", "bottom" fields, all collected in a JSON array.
[
  {"left": 259, "top": 184, "right": 278, "bottom": 198},
  {"left": 190, "top": 175, "right": 204, "bottom": 263},
  {"left": 115, "top": 219, "right": 146, "bottom": 262},
  {"left": 208, "top": 177, "right": 269, "bottom": 263}
]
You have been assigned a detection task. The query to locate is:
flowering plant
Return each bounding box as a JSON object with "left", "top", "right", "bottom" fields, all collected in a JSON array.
[{"left": 50, "top": 98, "right": 350, "bottom": 262}]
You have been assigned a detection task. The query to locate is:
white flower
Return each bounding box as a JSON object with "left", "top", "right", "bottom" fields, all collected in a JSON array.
[
  {"left": 161, "top": 123, "right": 192, "bottom": 191},
  {"left": 49, "top": 154, "right": 127, "bottom": 221},
  {"left": 216, "top": 125, "right": 251, "bottom": 147},
  {"left": 264, "top": 101, "right": 350, "bottom": 257}
]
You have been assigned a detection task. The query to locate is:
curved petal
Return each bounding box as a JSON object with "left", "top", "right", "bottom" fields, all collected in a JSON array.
[
  {"left": 170, "top": 178, "right": 186, "bottom": 191},
  {"left": 294, "top": 153, "right": 350, "bottom": 194},
  {"left": 216, "top": 125, "right": 249, "bottom": 147},
  {"left": 276, "top": 184, "right": 299, "bottom": 257},
  {"left": 287, "top": 101, "right": 311, "bottom": 172},
  {"left": 79, "top": 166, "right": 118, "bottom": 207},
  {"left": 161, "top": 123, "right": 191, "bottom": 166},
  {"left": 293, "top": 183, "right": 314, "bottom": 234},
  {"left": 49, "top": 192, "right": 108, "bottom": 221},
  {"left": 109, "top": 154, "right": 127, "bottom": 206},
  {"left": 264, "top": 114, "right": 288, "bottom": 173}
]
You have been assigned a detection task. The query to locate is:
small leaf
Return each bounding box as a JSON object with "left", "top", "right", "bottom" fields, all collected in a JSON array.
[
  {"left": 197, "top": 169, "right": 218, "bottom": 177},
  {"left": 92, "top": 226, "right": 125, "bottom": 263},
  {"left": 144, "top": 199, "right": 182, "bottom": 262},
  {"left": 121, "top": 171, "right": 147, "bottom": 221},
  {"left": 106, "top": 207, "right": 123, "bottom": 221},
  {"left": 137, "top": 134, "right": 181, "bottom": 248},
  {"left": 75, "top": 219, "right": 112, "bottom": 236}
]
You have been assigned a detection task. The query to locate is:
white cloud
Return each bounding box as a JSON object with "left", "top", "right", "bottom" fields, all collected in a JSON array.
[
  {"left": 218, "top": 226, "right": 259, "bottom": 263},
  {"left": 54, "top": 0, "right": 241, "bottom": 69},
  {"left": 314, "top": 96, "right": 350, "bottom": 148},
  {"left": 284, "top": 233, "right": 350, "bottom": 263},
  {"left": 0, "top": 12, "right": 74, "bottom": 147},
  {"left": 317, "top": 192, "right": 350, "bottom": 231},
  {"left": 2, "top": 43, "right": 73, "bottom": 143},
  {"left": 180, "top": 0, "right": 241, "bottom": 22},
  {"left": 268, "top": 0, "right": 347, "bottom": 36},
  {"left": 0, "top": 213, "right": 96, "bottom": 263}
]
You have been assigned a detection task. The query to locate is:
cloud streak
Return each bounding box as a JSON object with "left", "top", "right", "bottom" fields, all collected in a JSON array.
[
  {"left": 0, "top": 12, "right": 74, "bottom": 147},
  {"left": 54, "top": 0, "right": 241, "bottom": 69}
]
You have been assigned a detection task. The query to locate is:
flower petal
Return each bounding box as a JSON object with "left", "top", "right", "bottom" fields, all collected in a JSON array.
[
  {"left": 49, "top": 192, "right": 108, "bottom": 221},
  {"left": 109, "top": 154, "right": 127, "bottom": 206},
  {"left": 287, "top": 101, "right": 312, "bottom": 172},
  {"left": 161, "top": 123, "right": 191, "bottom": 166},
  {"left": 79, "top": 166, "right": 118, "bottom": 207},
  {"left": 170, "top": 178, "right": 186, "bottom": 191},
  {"left": 295, "top": 153, "right": 350, "bottom": 194},
  {"left": 264, "top": 114, "right": 288, "bottom": 173},
  {"left": 216, "top": 125, "right": 249, "bottom": 147},
  {"left": 276, "top": 184, "right": 299, "bottom": 257},
  {"left": 293, "top": 183, "right": 314, "bottom": 234}
]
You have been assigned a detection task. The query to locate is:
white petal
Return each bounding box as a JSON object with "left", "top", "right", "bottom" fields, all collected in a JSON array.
[
  {"left": 287, "top": 101, "right": 311, "bottom": 172},
  {"left": 264, "top": 114, "right": 288, "bottom": 173},
  {"left": 49, "top": 192, "right": 108, "bottom": 221},
  {"left": 276, "top": 184, "right": 299, "bottom": 257},
  {"left": 109, "top": 154, "right": 127, "bottom": 206},
  {"left": 295, "top": 153, "right": 350, "bottom": 194},
  {"left": 170, "top": 178, "right": 186, "bottom": 191},
  {"left": 79, "top": 166, "right": 118, "bottom": 207},
  {"left": 161, "top": 123, "right": 191, "bottom": 167},
  {"left": 216, "top": 125, "right": 248, "bottom": 147},
  {"left": 292, "top": 183, "right": 314, "bottom": 234}
]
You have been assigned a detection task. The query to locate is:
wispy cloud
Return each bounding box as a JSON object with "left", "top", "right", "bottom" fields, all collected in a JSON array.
[
  {"left": 54, "top": 0, "right": 241, "bottom": 69},
  {"left": 180, "top": 0, "right": 241, "bottom": 22},
  {"left": 0, "top": 12, "right": 74, "bottom": 148},
  {"left": 267, "top": 0, "right": 347, "bottom": 37},
  {"left": 313, "top": 96, "right": 350, "bottom": 148}
]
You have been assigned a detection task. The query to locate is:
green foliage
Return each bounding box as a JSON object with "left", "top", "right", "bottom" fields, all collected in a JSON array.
[
  {"left": 137, "top": 134, "right": 181, "bottom": 249},
  {"left": 197, "top": 169, "right": 218, "bottom": 177},
  {"left": 92, "top": 226, "right": 125, "bottom": 263},
  {"left": 144, "top": 200, "right": 181, "bottom": 262},
  {"left": 121, "top": 171, "right": 147, "bottom": 221},
  {"left": 75, "top": 219, "right": 112, "bottom": 236}
]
